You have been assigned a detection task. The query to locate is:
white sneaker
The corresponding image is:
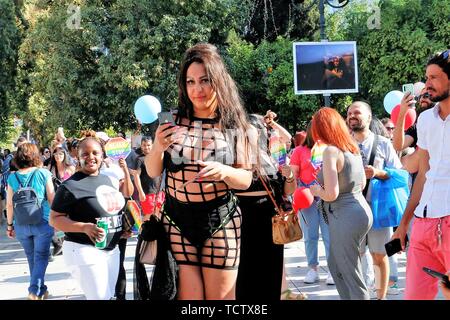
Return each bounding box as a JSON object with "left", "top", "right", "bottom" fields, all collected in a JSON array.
[
  {"left": 326, "top": 272, "right": 335, "bottom": 285},
  {"left": 304, "top": 269, "right": 319, "bottom": 284},
  {"left": 369, "top": 287, "right": 378, "bottom": 299},
  {"left": 387, "top": 283, "right": 400, "bottom": 295}
]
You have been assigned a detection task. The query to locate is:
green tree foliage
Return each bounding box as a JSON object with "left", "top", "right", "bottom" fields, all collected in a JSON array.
[
  {"left": 329, "top": 0, "right": 450, "bottom": 117},
  {"left": 7, "top": 0, "right": 450, "bottom": 146},
  {"left": 15, "top": 0, "right": 246, "bottom": 144},
  {"left": 0, "top": 0, "right": 22, "bottom": 141},
  {"left": 227, "top": 32, "right": 320, "bottom": 133},
  {"left": 241, "top": 0, "right": 319, "bottom": 44}
]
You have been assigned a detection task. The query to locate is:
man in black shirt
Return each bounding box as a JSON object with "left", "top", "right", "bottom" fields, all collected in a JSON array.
[{"left": 130, "top": 137, "right": 163, "bottom": 218}]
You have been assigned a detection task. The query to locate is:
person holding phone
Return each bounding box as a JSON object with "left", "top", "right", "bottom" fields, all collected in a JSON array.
[
  {"left": 392, "top": 87, "right": 434, "bottom": 175},
  {"left": 391, "top": 50, "right": 450, "bottom": 300},
  {"left": 145, "top": 43, "right": 253, "bottom": 300}
]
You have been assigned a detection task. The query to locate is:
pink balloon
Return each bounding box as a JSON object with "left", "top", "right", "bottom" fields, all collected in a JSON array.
[
  {"left": 293, "top": 187, "right": 314, "bottom": 210},
  {"left": 390, "top": 104, "right": 417, "bottom": 131}
]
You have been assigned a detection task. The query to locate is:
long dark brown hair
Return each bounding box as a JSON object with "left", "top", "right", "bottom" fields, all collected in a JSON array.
[
  {"left": 177, "top": 43, "right": 250, "bottom": 134},
  {"left": 302, "top": 121, "right": 315, "bottom": 149}
]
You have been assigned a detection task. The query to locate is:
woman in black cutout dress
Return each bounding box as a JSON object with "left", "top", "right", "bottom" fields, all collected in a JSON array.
[{"left": 145, "top": 43, "right": 253, "bottom": 300}]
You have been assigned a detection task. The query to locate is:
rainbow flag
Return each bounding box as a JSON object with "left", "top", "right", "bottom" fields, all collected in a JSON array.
[
  {"left": 125, "top": 200, "right": 142, "bottom": 233},
  {"left": 269, "top": 133, "right": 287, "bottom": 166},
  {"left": 310, "top": 141, "right": 327, "bottom": 170}
]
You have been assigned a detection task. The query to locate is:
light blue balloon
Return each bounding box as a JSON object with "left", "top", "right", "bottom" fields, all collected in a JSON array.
[
  {"left": 134, "top": 95, "right": 162, "bottom": 124},
  {"left": 383, "top": 90, "right": 403, "bottom": 114}
]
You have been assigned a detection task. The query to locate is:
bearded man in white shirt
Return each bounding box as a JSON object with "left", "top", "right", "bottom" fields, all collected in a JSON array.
[{"left": 392, "top": 49, "right": 450, "bottom": 300}]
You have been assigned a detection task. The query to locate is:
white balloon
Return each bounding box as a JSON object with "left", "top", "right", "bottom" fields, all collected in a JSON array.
[
  {"left": 134, "top": 95, "right": 162, "bottom": 124},
  {"left": 383, "top": 90, "right": 404, "bottom": 114}
]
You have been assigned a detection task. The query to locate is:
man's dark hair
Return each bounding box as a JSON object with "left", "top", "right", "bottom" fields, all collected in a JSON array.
[
  {"left": 141, "top": 136, "right": 153, "bottom": 144},
  {"left": 427, "top": 50, "right": 450, "bottom": 79},
  {"left": 347, "top": 100, "right": 372, "bottom": 116}
]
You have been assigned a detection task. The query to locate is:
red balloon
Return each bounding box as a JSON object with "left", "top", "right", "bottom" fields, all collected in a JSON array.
[
  {"left": 390, "top": 104, "right": 417, "bottom": 131},
  {"left": 293, "top": 187, "right": 314, "bottom": 210}
]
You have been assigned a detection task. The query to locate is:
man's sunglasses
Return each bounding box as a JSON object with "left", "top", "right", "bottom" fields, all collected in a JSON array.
[{"left": 418, "top": 92, "right": 430, "bottom": 100}]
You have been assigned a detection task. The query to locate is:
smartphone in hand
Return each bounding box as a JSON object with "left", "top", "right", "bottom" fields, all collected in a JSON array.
[
  {"left": 422, "top": 267, "right": 450, "bottom": 288},
  {"left": 158, "top": 112, "right": 175, "bottom": 126},
  {"left": 402, "top": 83, "right": 415, "bottom": 96},
  {"left": 385, "top": 235, "right": 409, "bottom": 257}
]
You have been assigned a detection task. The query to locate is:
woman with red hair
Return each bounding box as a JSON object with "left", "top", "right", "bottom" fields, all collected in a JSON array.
[{"left": 309, "top": 107, "right": 372, "bottom": 300}]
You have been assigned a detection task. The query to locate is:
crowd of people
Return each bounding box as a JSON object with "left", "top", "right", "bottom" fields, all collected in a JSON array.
[{"left": 1, "top": 44, "right": 449, "bottom": 301}]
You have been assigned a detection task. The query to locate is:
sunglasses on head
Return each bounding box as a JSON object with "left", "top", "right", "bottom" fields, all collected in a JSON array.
[{"left": 439, "top": 49, "right": 449, "bottom": 61}]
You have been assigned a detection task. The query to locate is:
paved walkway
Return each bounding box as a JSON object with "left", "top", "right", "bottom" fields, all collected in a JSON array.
[{"left": 0, "top": 224, "right": 442, "bottom": 300}]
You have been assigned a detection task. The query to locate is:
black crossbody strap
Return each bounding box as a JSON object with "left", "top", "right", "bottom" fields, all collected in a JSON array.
[{"left": 362, "top": 134, "right": 379, "bottom": 197}]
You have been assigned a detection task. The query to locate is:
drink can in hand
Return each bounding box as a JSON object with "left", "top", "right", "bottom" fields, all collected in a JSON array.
[{"left": 95, "top": 219, "right": 108, "bottom": 249}]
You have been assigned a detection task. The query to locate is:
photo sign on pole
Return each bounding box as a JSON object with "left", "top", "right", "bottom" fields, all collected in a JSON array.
[
  {"left": 105, "top": 137, "right": 131, "bottom": 162},
  {"left": 293, "top": 41, "right": 359, "bottom": 95}
]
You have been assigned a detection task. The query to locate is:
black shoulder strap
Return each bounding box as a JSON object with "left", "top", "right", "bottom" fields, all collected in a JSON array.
[
  {"left": 368, "top": 134, "right": 379, "bottom": 167},
  {"left": 362, "top": 134, "right": 379, "bottom": 197}
]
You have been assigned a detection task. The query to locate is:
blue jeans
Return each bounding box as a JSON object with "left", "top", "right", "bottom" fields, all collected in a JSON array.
[
  {"left": 299, "top": 199, "right": 330, "bottom": 268},
  {"left": 15, "top": 221, "right": 54, "bottom": 296}
]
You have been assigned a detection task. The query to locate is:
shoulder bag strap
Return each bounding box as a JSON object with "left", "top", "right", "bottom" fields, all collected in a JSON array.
[
  {"left": 14, "top": 172, "right": 23, "bottom": 188},
  {"left": 368, "top": 134, "right": 379, "bottom": 168},
  {"left": 362, "top": 134, "right": 379, "bottom": 197},
  {"left": 258, "top": 174, "right": 281, "bottom": 213}
]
